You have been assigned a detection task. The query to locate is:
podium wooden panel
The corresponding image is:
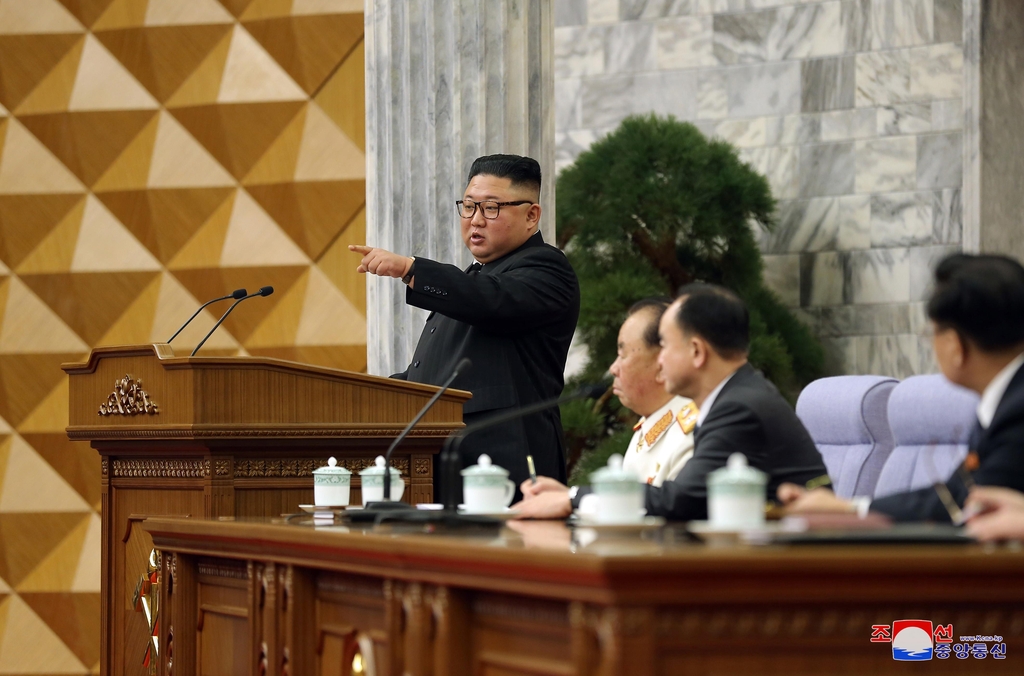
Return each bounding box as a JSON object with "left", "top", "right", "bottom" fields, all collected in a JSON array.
[
  {"left": 144, "top": 517, "right": 1024, "bottom": 676},
  {"left": 63, "top": 344, "right": 470, "bottom": 676}
]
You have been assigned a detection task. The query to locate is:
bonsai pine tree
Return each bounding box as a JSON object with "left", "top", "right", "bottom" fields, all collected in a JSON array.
[{"left": 557, "top": 114, "right": 823, "bottom": 481}]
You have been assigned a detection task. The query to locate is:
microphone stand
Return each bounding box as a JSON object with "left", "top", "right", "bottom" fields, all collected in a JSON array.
[
  {"left": 357, "top": 383, "right": 607, "bottom": 528},
  {"left": 363, "top": 357, "right": 471, "bottom": 514},
  {"left": 167, "top": 288, "right": 247, "bottom": 344}
]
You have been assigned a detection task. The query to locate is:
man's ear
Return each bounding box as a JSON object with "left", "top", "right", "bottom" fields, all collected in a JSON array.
[
  {"left": 691, "top": 336, "right": 708, "bottom": 369},
  {"left": 527, "top": 202, "right": 541, "bottom": 228},
  {"left": 952, "top": 331, "right": 968, "bottom": 369}
]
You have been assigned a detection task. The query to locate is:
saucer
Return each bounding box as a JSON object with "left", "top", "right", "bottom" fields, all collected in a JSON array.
[
  {"left": 457, "top": 505, "right": 520, "bottom": 520},
  {"left": 299, "top": 504, "right": 349, "bottom": 515},
  {"left": 572, "top": 515, "right": 666, "bottom": 532},
  {"left": 686, "top": 520, "right": 798, "bottom": 544}
]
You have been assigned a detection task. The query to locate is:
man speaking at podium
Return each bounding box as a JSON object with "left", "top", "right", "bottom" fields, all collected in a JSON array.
[{"left": 350, "top": 154, "right": 580, "bottom": 496}]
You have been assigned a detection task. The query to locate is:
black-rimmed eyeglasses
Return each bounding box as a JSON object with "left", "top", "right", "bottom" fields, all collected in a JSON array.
[{"left": 456, "top": 199, "right": 532, "bottom": 219}]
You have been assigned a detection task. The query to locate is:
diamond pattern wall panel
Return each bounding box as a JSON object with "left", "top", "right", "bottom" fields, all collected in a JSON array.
[{"left": 0, "top": 0, "right": 365, "bottom": 671}]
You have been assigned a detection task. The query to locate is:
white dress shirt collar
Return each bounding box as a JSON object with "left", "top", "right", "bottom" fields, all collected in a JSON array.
[
  {"left": 695, "top": 371, "right": 737, "bottom": 428},
  {"left": 977, "top": 352, "right": 1024, "bottom": 429}
]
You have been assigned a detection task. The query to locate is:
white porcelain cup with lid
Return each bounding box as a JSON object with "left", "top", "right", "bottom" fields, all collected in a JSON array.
[
  {"left": 359, "top": 456, "right": 405, "bottom": 505},
  {"left": 313, "top": 457, "right": 351, "bottom": 507},
  {"left": 461, "top": 454, "right": 515, "bottom": 513},
  {"left": 706, "top": 452, "right": 767, "bottom": 529},
  {"left": 590, "top": 453, "right": 645, "bottom": 523}
]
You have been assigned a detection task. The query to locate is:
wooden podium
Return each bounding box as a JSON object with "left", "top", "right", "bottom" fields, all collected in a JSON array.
[{"left": 62, "top": 344, "right": 470, "bottom": 676}]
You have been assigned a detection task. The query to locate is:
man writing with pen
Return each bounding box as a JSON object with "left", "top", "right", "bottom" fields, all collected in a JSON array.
[{"left": 351, "top": 154, "right": 580, "bottom": 501}]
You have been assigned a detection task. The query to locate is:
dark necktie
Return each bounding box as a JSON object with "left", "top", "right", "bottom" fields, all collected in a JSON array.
[{"left": 467, "top": 262, "right": 482, "bottom": 274}]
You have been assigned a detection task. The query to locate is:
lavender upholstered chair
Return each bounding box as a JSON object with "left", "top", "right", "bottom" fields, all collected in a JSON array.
[
  {"left": 796, "top": 376, "right": 899, "bottom": 499},
  {"left": 872, "top": 374, "right": 980, "bottom": 499}
]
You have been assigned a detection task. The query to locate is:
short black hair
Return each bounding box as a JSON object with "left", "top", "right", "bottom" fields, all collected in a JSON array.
[
  {"left": 674, "top": 283, "right": 749, "bottom": 358},
  {"left": 927, "top": 253, "right": 1024, "bottom": 352},
  {"left": 468, "top": 154, "right": 541, "bottom": 196},
  {"left": 627, "top": 297, "right": 671, "bottom": 349}
]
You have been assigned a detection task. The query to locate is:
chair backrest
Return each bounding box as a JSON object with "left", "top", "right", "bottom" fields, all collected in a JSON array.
[
  {"left": 873, "top": 374, "right": 979, "bottom": 499},
  {"left": 796, "top": 375, "right": 898, "bottom": 499}
]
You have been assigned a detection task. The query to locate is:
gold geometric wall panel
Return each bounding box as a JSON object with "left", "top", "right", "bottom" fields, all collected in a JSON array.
[{"left": 0, "top": 0, "right": 365, "bottom": 670}]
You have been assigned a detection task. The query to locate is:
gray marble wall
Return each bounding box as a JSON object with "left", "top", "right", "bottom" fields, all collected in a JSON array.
[
  {"left": 365, "top": 0, "right": 555, "bottom": 376},
  {"left": 555, "top": 0, "right": 968, "bottom": 378}
]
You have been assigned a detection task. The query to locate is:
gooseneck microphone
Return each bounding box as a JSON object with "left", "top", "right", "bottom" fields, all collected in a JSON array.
[
  {"left": 374, "top": 357, "right": 472, "bottom": 510},
  {"left": 167, "top": 288, "right": 247, "bottom": 343},
  {"left": 191, "top": 286, "right": 274, "bottom": 356}
]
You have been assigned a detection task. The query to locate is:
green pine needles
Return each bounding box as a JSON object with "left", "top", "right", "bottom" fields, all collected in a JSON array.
[{"left": 557, "top": 114, "right": 823, "bottom": 481}]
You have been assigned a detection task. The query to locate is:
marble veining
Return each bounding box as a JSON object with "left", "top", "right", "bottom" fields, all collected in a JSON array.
[
  {"left": 855, "top": 49, "right": 911, "bottom": 107},
  {"left": 800, "top": 251, "right": 845, "bottom": 306},
  {"left": 931, "top": 187, "right": 962, "bottom": 244},
  {"left": 605, "top": 21, "right": 657, "bottom": 73},
  {"left": 620, "top": 0, "right": 694, "bottom": 20},
  {"left": 916, "top": 131, "right": 962, "bottom": 189},
  {"left": 855, "top": 136, "right": 916, "bottom": 193},
  {"left": 847, "top": 247, "right": 911, "bottom": 304},
  {"left": 841, "top": 0, "right": 872, "bottom": 52},
  {"left": 836, "top": 193, "right": 872, "bottom": 249},
  {"left": 580, "top": 74, "right": 634, "bottom": 127},
  {"left": 870, "top": 0, "right": 933, "bottom": 49},
  {"left": 800, "top": 142, "right": 855, "bottom": 197},
  {"left": 762, "top": 253, "right": 801, "bottom": 306},
  {"left": 554, "top": 26, "right": 605, "bottom": 79},
  {"left": 726, "top": 61, "right": 802, "bottom": 117},
  {"left": 910, "top": 244, "right": 960, "bottom": 300},
  {"left": 656, "top": 15, "right": 716, "bottom": 69},
  {"left": 877, "top": 102, "right": 931, "bottom": 135},
  {"left": 696, "top": 68, "right": 728, "bottom": 118},
  {"left": 769, "top": 197, "right": 841, "bottom": 252},
  {"left": 910, "top": 43, "right": 963, "bottom": 100},
  {"left": 870, "top": 191, "right": 933, "bottom": 247},
  {"left": 801, "top": 55, "right": 855, "bottom": 113}
]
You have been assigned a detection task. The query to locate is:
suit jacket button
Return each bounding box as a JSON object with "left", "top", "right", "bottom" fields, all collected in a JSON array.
[
  {"left": 414, "top": 361, "right": 421, "bottom": 367},
  {"left": 430, "top": 327, "right": 436, "bottom": 333}
]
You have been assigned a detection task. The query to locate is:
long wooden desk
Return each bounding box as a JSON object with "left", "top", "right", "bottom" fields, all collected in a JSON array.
[{"left": 144, "top": 516, "right": 1024, "bottom": 675}]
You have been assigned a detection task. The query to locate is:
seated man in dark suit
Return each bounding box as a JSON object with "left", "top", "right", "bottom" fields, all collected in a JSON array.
[
  {"left": 350, "top": 155, "right": 580, "bottom": 496},
  {"left": 513, "top": 284, "right": 830, "bottom": 520},
  {"left": 780, "top": 253, "right": 1024, "bottom": 522}
]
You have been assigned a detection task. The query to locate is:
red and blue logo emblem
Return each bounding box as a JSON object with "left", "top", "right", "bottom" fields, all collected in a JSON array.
[{"left": 891, "top": 620, "right": 933, "bottom": 661}]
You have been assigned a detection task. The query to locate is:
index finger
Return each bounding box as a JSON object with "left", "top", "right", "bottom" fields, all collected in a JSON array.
[{"left": 348, "top": 244, "right": 373, "bottom": 254}]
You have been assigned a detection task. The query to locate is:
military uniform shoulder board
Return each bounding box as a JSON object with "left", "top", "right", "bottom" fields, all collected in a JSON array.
[
  {"left": 676, "top": 402, "right": 699, "bottom": 435},
  {"left": 644, "top": 410, "right": 674, "bottom": 447}
]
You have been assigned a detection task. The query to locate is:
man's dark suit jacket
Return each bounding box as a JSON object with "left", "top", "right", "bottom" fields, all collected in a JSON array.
[
  {"left": 392, "top": 232, "right": 580, "bottom": 493},
  {"left": 644, "top": 363, "right": 830, "bottom": 520},
  {"left": 872, "top": 362, "right": 1024, "bottom": 522}
]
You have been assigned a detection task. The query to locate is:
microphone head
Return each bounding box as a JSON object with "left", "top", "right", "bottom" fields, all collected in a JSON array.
[
  {"left": 230, "top": 288, "right": 248, "bottom": 299},
  {"left": 258, "top": 286, "right": 274, "bottom": 297},
  {"left": 454, "top": 357, "right": 472, "bottom": 375}
]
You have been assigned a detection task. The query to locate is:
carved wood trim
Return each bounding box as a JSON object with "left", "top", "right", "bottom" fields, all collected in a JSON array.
[
  {"left": 114, "top": 459, "right": 210, "bottom": 478},
  {"left": 98, "top": 374, "right": 160, "bottom": 416},
  {"left": 67, "top": 426, "right": 457, "bottom": 441},
  {"left": 234, "top": 458, "right": 409, "bottom": 478},
  {"left": 197, "top": 561, "right": 250, "bottom": 581}
]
